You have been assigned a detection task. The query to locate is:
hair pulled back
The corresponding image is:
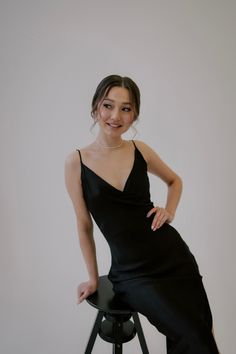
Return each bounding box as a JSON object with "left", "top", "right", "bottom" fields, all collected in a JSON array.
[{"left": 91, "top": 74, "right": 140, "bottom": 121}]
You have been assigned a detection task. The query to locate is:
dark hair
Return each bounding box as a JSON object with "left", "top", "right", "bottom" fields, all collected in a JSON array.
[{"left": 91, "top": 74, "right": 140, "bottom": 121}]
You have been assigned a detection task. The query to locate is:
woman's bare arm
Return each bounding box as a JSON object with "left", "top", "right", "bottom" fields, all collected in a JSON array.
[
  {"left": 64, "top": 151, "right": 99, "bottom": 302},
  {"left": 135, "top": 140, "right": 183, "bottom": 230}
]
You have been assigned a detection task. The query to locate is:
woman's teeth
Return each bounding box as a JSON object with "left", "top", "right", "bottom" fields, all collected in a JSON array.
[{"left": 108, "top": 123, "right": 121, "bottom": 128}]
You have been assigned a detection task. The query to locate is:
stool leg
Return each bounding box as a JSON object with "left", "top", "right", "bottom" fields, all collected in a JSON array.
[
  {"left": 132, "top": 312, "right": 149, "bottom": 354},
  {"left": 84, "top": 310, "right": 104, "bottom": 354},
  {"left": 112, "top": 317, "right": 123, "bottom": 354},
  {"left": 112, "top": 343, "right": 122, "bottom": 354}
]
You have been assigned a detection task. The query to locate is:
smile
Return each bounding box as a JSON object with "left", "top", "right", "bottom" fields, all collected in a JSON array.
[{"left": 107, "top": 123, "right": 122, "bottom": 128}]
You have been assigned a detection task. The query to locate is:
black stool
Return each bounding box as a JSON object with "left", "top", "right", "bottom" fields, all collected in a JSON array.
[{"left": 85, "top": 275, "right": 149, "bottom": 353}]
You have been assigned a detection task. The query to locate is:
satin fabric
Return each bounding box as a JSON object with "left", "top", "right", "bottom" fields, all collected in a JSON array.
[{"left": 77, "top": 141, "right": 219, "bottom": 353}]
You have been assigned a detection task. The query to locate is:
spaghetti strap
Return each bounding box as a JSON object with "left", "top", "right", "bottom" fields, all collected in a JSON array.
[
  {"left": 131, "top": 139, "right": 136, "bottom": 148},
  {"left": 76, "top": 149, "right": 83, "bottom": 164}
]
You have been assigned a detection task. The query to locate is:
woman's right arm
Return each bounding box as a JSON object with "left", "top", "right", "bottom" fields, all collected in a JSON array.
[{"left": 64, "top": 151, "right": 99, "bottom": 303}]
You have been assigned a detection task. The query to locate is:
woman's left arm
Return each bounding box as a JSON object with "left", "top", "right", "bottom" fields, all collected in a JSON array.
[{"left": 135, "top": 140, "right": 183, "bottom": 230}]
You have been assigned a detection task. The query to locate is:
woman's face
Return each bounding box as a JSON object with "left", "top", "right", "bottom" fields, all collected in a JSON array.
[{"left": 95, "top": 86, "right": 135, "bottom": 137}]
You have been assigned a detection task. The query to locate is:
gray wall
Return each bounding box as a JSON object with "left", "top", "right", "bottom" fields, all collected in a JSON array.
[{"left": 1, "top": 1, "right": 235, "bottom": 353}]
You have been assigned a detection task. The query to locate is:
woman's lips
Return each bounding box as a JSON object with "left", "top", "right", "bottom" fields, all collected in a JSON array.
[{"left": 107, "top": 123, "right": 122, "bottom": 128}]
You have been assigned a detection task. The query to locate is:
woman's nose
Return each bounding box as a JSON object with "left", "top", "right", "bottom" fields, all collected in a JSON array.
[{"left": 111, "top": 108, "right": 120, "bottom": 120}]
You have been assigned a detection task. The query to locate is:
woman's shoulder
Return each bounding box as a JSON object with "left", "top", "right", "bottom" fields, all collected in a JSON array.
[
  {"left": 133, "top": 139, "right": 149, "bottom": 149},
  {"left": 133, "top": 139, "right": 156, "bottom": 161},
  {"left": 65, "top": 143, "right": 93, "bottom": 164},
  {"left": 65, "top": 144, "right": 91, "bottom": 172},
  {"left": 64, "top": 151, "right": 81, "bottom": 179}
]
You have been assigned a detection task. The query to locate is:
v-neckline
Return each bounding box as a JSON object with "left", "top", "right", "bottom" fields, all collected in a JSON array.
[{"left": 81, "top": 147, "right": 137, "bottom": 193}]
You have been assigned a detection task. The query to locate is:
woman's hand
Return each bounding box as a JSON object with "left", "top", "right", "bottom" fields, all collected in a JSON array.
[
  {"left": 77, "top": 279, "right": 98, "bottom": 304},
  {"left": 146, "top": 206, "right": 175, "bottom": 231}
]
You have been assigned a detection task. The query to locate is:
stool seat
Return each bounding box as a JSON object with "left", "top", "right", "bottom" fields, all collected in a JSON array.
[
  {"left": 84, "top": 275, "right": 149, "bottom": 353},
  {"left": 86, "top": 275, "right": 134, "bottom": 314}
]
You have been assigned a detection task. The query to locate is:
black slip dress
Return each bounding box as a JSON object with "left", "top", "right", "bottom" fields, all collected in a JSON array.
[{"left": 76, "top": 140, "right": 219, "bottom": 354}]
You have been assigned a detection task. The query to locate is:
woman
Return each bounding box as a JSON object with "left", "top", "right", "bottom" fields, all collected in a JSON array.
[{"left": 65, "top": 74, "right": 220, "bottom": 353}]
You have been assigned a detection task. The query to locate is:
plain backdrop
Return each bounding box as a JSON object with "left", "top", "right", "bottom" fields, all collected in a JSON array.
[{"left": 1, "top": 1, "right": 235, "bottom": 353}]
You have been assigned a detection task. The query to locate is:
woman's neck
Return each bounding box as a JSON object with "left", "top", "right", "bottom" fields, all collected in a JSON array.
[{"left": 95, "top": 133, "right": 124, "bottom": 149}]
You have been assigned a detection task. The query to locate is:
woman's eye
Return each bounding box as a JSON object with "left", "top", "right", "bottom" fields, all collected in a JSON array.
[
  {"left": 103, "top": 104, "right": 112, "bottom": 109},
  {"left": 123, "top": 107, "right": 131, "bottom": 112},
  {"left": 103, "top": 104, "right": 131, "bottom": 112}
]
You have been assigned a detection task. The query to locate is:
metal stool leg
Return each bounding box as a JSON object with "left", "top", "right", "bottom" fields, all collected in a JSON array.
[
  {"left": 112, "top": 317, "right": 123, "bottom": 354},
  {"left": 85, "top": 310, "right": 104, "bottom": 354},
  {"left": 132, "top": 312, "right": 149, "bottom": 354}
]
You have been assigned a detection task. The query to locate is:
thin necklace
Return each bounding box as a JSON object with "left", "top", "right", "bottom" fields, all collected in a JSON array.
[{"left": 96, "top": 139, "right": 124, "bottom": 149}]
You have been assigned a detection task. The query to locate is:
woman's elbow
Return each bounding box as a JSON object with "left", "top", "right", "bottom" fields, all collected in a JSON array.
[
  {"left": 77, "top": 222, "right": 93, "bottom": 239},
  {"left": 169, "top": 174, "right": 182, "bottom": 187}
]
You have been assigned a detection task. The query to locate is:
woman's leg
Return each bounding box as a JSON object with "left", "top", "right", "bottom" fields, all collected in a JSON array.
[{"left": 114, "top": 276, "right": 219, "bottom": 354}]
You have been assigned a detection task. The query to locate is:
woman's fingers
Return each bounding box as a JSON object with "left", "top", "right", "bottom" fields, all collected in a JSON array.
[
  {"left": 78, "top": 288, "right": 89, "bottom": 303},
  {"left": 78, "top": 291, "right": 88, "bottom": 303},
  {"left": 146, "top": 207, "right": 158, "bottom": 218},
  {"left": 77, "top": 283, "right": 87, "bottom": 303},
  {"left": 152, "top": 212, "right": 167, "bottom": 230},
  {"left": 77, "top": 281, "right": 98, "bottom": 304},
  {"left": 147, "top": 207, "right": 170, "bottom": 231}
]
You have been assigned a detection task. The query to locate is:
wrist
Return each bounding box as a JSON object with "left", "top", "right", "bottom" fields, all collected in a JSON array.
[
  {"left": 89, "top": 276, "right": 99, "bottom": 287},
  {"left": 166, "top": 209, "right": 175, "bottom": 222}
]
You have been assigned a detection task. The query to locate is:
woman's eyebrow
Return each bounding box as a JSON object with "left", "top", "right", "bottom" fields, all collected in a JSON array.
[{"left": 103, "top": 98, "right": 132, "bottom": 105}]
